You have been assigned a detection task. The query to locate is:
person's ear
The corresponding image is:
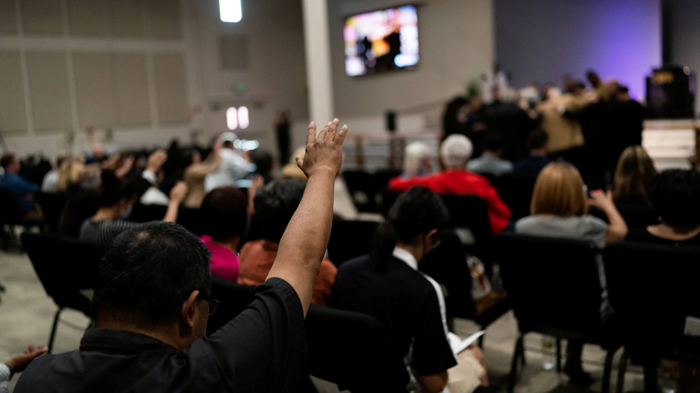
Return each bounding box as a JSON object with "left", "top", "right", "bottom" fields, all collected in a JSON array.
[
  {"left": 179, "top": 290, "right": 199, "bottom": 339},
  {"left": 424, "top": 228, "right": 439, "bottom": 250}
]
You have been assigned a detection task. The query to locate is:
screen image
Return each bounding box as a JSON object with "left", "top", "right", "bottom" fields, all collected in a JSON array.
[{"left": 344, "top": 5, "right": 419, "bottom": 77}]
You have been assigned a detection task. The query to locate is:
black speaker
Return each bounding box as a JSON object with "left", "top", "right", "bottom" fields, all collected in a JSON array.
[
  {"left": 646, "top": 66, "right": 696, "bottom": 119},
  {"left": 385, "top": 111, "right": 396, "bottom": 133}
]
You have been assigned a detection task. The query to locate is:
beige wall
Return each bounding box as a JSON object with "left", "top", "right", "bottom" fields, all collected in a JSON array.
[{"left": 327, "top": 0, "right": 494, "bottom": 131}]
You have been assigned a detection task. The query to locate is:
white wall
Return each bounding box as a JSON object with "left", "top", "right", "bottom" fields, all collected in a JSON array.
[{"left": 327, "top": 0, "right": 495, "bottom": 132}]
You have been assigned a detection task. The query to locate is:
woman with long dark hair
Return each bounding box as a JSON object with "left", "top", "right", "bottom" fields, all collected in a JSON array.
[{"left": 334, "top": 186, "right": 489, "bottom": 393}]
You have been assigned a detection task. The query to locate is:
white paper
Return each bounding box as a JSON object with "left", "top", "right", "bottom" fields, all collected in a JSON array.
[{"left": 448, "top": 331, "right": 485, "bottom": 355}]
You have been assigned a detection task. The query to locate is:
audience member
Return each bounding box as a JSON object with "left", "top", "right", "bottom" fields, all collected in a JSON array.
[
  {"left": 16, "top": 119, "right": 349, "bottom": 392},
  {"left": 239, "top": 178, "right": 337, "bottom": 306},
  {"left": 199, "top": 186, "right": 248, "bottom": 282},
  {"left": 607, "top": 86, "right": 645, "bottom": 173},
  {"left": 205, "top": 132, "right": 253, "bottom": 192},
  {"left": 389, "top": 135, "right": 511, "bottom": 233},
  {"left": 612, "top": 146, "right": 656, "bottom": 206},
  {"left": 40, "top": 153, "right": 69, "bottom": 193},
  {"left": 334, "top": 186, "right": 489, "bottom": 393},
  {"left": 467, "top": 132, "right": 513, "bottom": 176},
  {"left": 79, "top": 170, "right": 187, "bottom": 249},
  {"left": 84, "top": 143, "right": 107, "bottom": 165},
  {"left": 402, "top": 142, "right": 432, "bottom": 178},
  {"left": 139, "top": 150, "right": 170, "bottom": 206},
  {"left": 515, "top": 162, "right": 626, "bottom": 385},
  {"left": 513, "top": 129, "right": 551, "bottom": 175},
  {"left": 182, "top": 144, "right": 221, "bottom": 208},
  {"left": 0, "top": 153, "right": 42, "bottom": 221},
  {"left": 249, "top": 149, "right": 275, "bottom": 184},
  {"left": 0, "top": 345, "right": 47, "bottom": 393},
  {"left": 626, "top": 170, "right": 700, "bottom": 246}
]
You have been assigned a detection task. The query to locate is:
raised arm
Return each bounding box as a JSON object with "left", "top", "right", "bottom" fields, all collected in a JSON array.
[
  {"left": 266, "top": 119, "right": 348, "bottom": 316},
  {"left": 589, "top": 189, "right": 628, "bottom": 243}
]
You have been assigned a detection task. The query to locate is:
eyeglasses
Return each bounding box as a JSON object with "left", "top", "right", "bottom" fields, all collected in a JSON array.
[{"left": 197, "top": 292, "right": 219, "bottom": 315}]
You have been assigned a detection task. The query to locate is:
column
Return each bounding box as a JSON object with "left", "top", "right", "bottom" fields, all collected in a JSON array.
[{"left": 302, "top": 0, "right": 335, "bottom": 125}]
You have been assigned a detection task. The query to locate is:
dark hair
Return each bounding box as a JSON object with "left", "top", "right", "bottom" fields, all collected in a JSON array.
[
  {"left": 616, "top": 86, "right": 629, "bottom": 94},
  {"left": 93, "top": 221, "right": 212, "bottom": 324},
  {"left": 250, "top": 149, "right": 274, "bottom": 178},
  {"left": 0, "top": 154, "right": 15, "bottom": 170},
  {"left": 483, "top": 132, "right": 505, "bottom": 152},
  {"left": 526, "top": 129, "right": 549, "bottom": 150},
  {"left": 56, "top": 156, "right": 68, "bottom": 168},
  {"left": 254, "top": 178, "right": 306, "bottom": 243},
  {"left": 200, "top": 186, "right": 248, "bottom": 241},
  {"left": 573, "top": 82, "right": 587, "bottom": 91},
  {"left": 223, "top": 140, "right": 234, "bottom": 149},
  {"left": 650, "top": 170, "right": 700, "bottom": 228},
  {"left": 179, "top": 148, "right": 201, "bottom": 169},
  {"left": 98, "top": 170, "right": 135, "bottom": 208},
  {"left": 370, "top": 187, "right": 449, "bottom": 272}
]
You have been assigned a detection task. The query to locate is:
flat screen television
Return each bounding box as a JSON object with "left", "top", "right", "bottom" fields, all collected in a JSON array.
[{"left": 344, "top": 5, "right": 419, "bottom": 77}]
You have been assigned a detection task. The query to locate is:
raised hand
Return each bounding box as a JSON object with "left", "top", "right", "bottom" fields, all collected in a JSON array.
[
  {"left": 296, "top": 118, "right": 348, "bottom": 178},
  {"left": 169, "top": 181, "right": 189, "bottom": 203},
  {"left": 6, "top": 345, "right": 48, "bottom": 372},
  {"left": 146, "top": 150, "right": 168, "bottom": 173}
]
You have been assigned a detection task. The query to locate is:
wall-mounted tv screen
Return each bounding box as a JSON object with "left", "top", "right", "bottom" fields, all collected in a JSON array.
[{"left": 344, "top": 5, "right": 419, "bottom": 77}]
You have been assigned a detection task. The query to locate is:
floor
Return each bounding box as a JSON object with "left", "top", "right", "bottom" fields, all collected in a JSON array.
[{"left": 0, "top": 249, "right": 648, "bottom": 392}]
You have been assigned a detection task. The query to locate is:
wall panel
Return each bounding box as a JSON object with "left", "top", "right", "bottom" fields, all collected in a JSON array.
[
  {"left": 74, "top": 52, "right": 116, "bottom": 127},
  {"left": 69, "top": 0, "right": 109, "bottom": 37},
  {"left": 27, "top": 52, "right": 72, "bottom": 131},
  {"left": 153, "top": 53, "right": 188, "bottom": 123},
  {"left": 110, "top": 0, "right": 146, "bottom": 38},
  {"left": 22, "top": 0, "right": 64, "bottom": 36},
  {"left": 0, "top": 51, "right": 27, "bottom": 132},
  {"left": 0, "top": 0, "right": 18, "bottom": 35},
  {"left": 149, "top": 0, "right": 182, "bottom": 39}
]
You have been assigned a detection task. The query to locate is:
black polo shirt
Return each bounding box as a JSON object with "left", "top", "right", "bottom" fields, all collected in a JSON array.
[
  {"left": 15, "top": 278, "right": 306, "bottom": 393},
  {"left": 333, "top": 250, "right": 457, "bottom": 379}
]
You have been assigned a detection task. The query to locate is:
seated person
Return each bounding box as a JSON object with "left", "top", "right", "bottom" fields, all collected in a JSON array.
[
  {"left": 467, "top": 132, "right": 513, "bottom": 176},
  {"left": 79, "top": 170, "right": 187, "bottom": 249},
  {"left": 402, "top": 142, "right": 433, "bottom": 178},
  {"left": 389, "top": 135, "right": 511, "bottom": 233},
  {"left": 334, "top": 187, "right": 489, "bottom": 393},
  {"left": 612, "top": 145, "right": 656, "bottom": 206},
  {"left": 41, "top": 153, "right": 69, "bottom": 193},
  {"left": 205, "top": 133, "right": 253, "bottom": 192},
  {"left": 16, "top": 118, "right": 348, "bottom": 392},
  {"left": 182, "top": 144, "right": 221, "bottom": 208},
  {"left": 513, "top": 129, "right": 551, "bottom": 175},
  {"left": 199, "top": 186, "right": 248, "bottom": 282},
  {"left": 239, "top": 178, "right": 337, "bottom": 306},
  {"left": 0, "top": 153, "right": 42, "bottom": 221},
  {"left": 515, "top": 161, "right": 627, "bottom": 386},
  {"left": 626, "top": 170, "right": 700, "bottom": 245}
]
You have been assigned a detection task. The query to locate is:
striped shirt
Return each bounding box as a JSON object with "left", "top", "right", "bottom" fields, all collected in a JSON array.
[{"left": 79, "top": 219, "right": 141, "bottom": 249}]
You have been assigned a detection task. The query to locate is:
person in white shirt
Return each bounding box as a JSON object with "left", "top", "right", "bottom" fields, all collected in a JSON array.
[
  {"left": 467, "top": 132, "right": 513, "bottom": 177},
  {"left": 205, "top": 133, "right": 253, "bottom": 192},
  {"left": 41, "top": 154, "right": 69, "bottom": 193},
  {"left": 140, "top": 150, "right": 171, "bottom": 206}
]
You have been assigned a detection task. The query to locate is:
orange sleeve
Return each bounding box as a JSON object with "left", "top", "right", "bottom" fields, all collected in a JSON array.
[{"left": 312, "top": 259, "right": 338, "bottom": 307}]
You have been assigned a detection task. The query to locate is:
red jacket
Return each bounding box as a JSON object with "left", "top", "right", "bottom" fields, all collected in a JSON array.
[{"left": 388, "top": 170, "right": 511, "bottom": 233}]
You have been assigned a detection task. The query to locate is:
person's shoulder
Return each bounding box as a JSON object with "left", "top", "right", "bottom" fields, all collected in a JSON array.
[
  {"left": 337, "top": 255, "right": 370, "bottom": 274},
  {"left": 514, "top": 215, "right": 539, "bottom": 231},
  {"left": 15, "top": 351, "right": 79, "bottom": 390},
  {"left": 581, "top": 215, "right": 608, "bottom": 230}
]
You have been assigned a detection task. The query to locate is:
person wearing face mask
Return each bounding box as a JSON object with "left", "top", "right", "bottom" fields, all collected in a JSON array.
[
  {"left": 79, "top": 170, "right": 187, "bottom": 249},
  {"left": 333, "top": 186, "right": 490, "bottom": 393}
]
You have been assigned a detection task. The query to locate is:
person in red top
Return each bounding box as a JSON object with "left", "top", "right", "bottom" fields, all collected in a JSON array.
[{"left": 389, "top": 134, "right": 511, "bottom": 233}]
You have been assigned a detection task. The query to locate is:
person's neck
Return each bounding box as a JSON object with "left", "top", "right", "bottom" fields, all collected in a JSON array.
[
  {"left": 530, "top": 149, "right": 547, "bottom": 157},
  {"left": 4, "top": 169, "right": 18, "bottom": 175},
  {"left": 395, "top": 242, "right": 423, "bottom": 264},
  {"left": 483, "top": 151, "right": 500, "bottom": 158},
  {"left": 96, "top": 311, "right": 183, "bottom": 349},
  {"left": 93, "top": 206, "right": 121, "bottom": 221},
  {"left": 212, "top": 237, "right": 240, "bottom": 253},
  {"left": 648, "top": 222, "right": 700, "bottom": 240}
]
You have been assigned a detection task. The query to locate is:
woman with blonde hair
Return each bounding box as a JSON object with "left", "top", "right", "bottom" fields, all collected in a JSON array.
[
  {"left": 514, "top": 161, "right": 627, "bottom": 386},
  {"left": 612, "top": 145, "right": 656, "bottom": 206}
]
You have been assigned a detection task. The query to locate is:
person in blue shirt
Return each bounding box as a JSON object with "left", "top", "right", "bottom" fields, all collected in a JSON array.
[
  {"left": 513, "top": 129, "right": 552, "bottom": 176},
  {"left": 0, "top": 154, "right": 42, "bottom": 221}
]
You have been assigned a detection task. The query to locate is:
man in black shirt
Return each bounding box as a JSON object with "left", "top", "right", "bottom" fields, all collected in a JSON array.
[{"left": 16, "top": 119, "right": 349, "bottom": 392}]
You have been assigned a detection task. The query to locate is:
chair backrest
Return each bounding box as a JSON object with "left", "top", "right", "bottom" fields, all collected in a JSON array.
[
  {"left": 373, "top": 169, "right": 402, "bottom": 192},
  {"left": 615, "top": 204, "right": 658, "bottom": 228},
  {"left": 603, "top": 242, "right": 700, "bottom": 354},
  {"left": 35, "top": 192, "right": 68, "bottom": 232},
  {"left": 0, "top": 188, "right": 23, "bottom": 224},
  {"left": 492, "top": 172, "right": 538, "bottom": 221},
  {"left": 494, "top": 233, "right": 603, "bottom": 335},
  {"left": 341, "top": 170, "right": 379, "bottom": 213},
  {"left": 305, "top": 304, "right": 407, "bottom": 392},
  {"left": 327, "top": 218, "right": 379, "bottom": 268},
  {"left": 21, "top": 232, "right": 102, "bottom": 316},
  {"left": 207, "top": 276, "right": 407, "bottom": 392},
  {"left": 129, "top": 204, "right": 168, "bottom": 223}
]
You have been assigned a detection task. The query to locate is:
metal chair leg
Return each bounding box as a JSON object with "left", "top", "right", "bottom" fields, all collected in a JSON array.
[
  {"left": 509, "top": 334, "right": 524, "bottom": 393},
  {"left": 556, "top": 338, "right": 562, "bottom": 373},
  {"left": 48, "top": 307, "right": 63, "bottom": 354},
  {"left": 616, "top": 348, "right": 629, "bottom": 393},
  {"left": 602, "top": 348, "right": 616, "bottom": 393}
]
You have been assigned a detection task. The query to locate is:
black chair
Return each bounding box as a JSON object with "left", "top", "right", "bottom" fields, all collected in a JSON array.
[
  {"left": 207, "top": 276, "right": 406, "bottom": 392},
  {"left": 129, "top": 203, "right": 168, "bottom": 223},
  {"left": 604, "top": 243, "right": 700, "bottom": 393},
  {"left": 326, "top": 218, "right": 379, "bottom": 268},
  {"left": 440, "top": 194, "right": 494, "bottom": 262},
  {"left": 341, "top": 170, "right": 379, "bottom": 213},
  {"left": 494, "top": 233, "right": 619, "bottom": 393},
  {"left": 0, "top": 188, "right": 43, "bottom": 249},
  {"left": 373, "top": 169, "right": 402, "bottom": 192},
  {"left": 491, "top": 172, "right": 537, "bottom": 221},
  {"left": 35, "top": 192, "right": 68, "bottom": 233},
  {"left": 21, "top": 232, "right": 103, "bottom": 353}
]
